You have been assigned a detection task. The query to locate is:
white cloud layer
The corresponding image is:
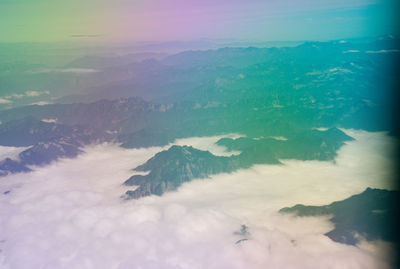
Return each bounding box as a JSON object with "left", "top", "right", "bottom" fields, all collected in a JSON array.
[
  {"left": 41, "top": 118, "right": 58, "bottom": 123},
  {"left": 0, "top": 130, "right": 397, "bottom": 269},
  {"left": 343, "top": 50, "right": 360, "bottom": 53},
  {"left": 0, "top": 98, "right": 12, "bottom": 104},
  {"left": 0, "top": 145, "right": 31, "bottom": 161},
  {"left": 2, "top": 91, "right": 50, "bottom": 100},
  {"left": 366, "top": 50, "right": 400, "bottom": 54},
  {"left": 31, "top": 101, "right": 53, "bottom": 106}
]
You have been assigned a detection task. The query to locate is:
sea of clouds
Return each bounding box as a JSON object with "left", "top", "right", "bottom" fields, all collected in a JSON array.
[{"left": 0, "top": 130, "right": 397, "bottom": 269}]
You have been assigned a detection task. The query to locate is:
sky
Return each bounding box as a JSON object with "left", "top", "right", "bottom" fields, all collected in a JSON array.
[
  {"left": 0, "top": 130, "right": 397, "bottom": 268},
  {"left": 0, "top": 0, "right": 398, "bottom": 43}
]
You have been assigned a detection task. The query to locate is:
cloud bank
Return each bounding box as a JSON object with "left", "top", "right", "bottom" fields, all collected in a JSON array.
[
  {"left": 0, "top": 99, "right": 12, "bottom": 104},
  {"left": 1, "top": 91, "right": 51, "bottom": 104},
  {"left": 0, "top": 130, "right": 397, "bottom": 269},
  {"left": 0, "top": 146, "right": 31, "bottom": 161}
]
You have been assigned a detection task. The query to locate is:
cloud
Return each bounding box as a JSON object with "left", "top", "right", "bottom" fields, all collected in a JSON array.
[
  {"left": 328, "top": 67, "right": 353, "bottom": 73},
  {"left": 269, "top": 136, "right": 288, "bottom": 141},
  {"left": 0, "top": 98, "right": 12, "bottom": 104},
  {"left": 343, "top": 50, "right": 360, "bottom": 53},
  {"left": 3, "top": 91, "right": 50, "bottom": 100},
  {"left": 366, "top": 50, "right": 400, "bottom": 54},
  {"left": 41, "top": 118, "right": 57, "bottom": 123},
  {"left": 31, "top": 101, "right": 53, "bottom": 106},
  {"left": 0, "top": 131, "right": 397, "bottom": 268},
  {"left": 0, "top": 145, "right": 31, "bottom": 161},
  {"left": 25, "top": 90, "right": 49, "bottom": 97}
]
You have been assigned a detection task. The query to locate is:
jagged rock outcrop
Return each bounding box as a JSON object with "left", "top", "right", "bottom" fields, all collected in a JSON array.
[
  {"left": 124, "top": 145, "right": 238, "bottom": 199},
  {"left": 0, "top": 158, "right": 32, "bottom": 177}
]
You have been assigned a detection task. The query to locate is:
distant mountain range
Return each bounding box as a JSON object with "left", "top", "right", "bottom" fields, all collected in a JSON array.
[
  {"left": 1, "top": 36, "right": 398, "bottom": 110},
  {"left": 0, "top": 93, "right": 353, "bottom": 178},
  {"left": 0, "top": 37, "right": 398, "bottom": 198}
]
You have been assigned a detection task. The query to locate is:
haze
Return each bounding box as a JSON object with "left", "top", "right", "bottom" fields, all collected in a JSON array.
[{"left": 1, "top": 0, "right": 398, "bottom": 43}]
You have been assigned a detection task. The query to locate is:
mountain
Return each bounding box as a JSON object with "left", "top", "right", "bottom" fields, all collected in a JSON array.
[
  {"left": 0, "top": 97, "right": 153, "bottom": 132},
  {"left": 0, "top": 158, "right": 32, "bottom": 177},
  {"left": 65, "top": 52, "right": 168, "bottom": 69},
  {"left": 0, "top": 38, "right": 398, "bottom": 177},
  {"left": 124, "top": 145, "right": 237, "bottom": 199},
  {"left": 0, "top": 117, "right": 91, "bottom": 174},
  {"left": 217, "top": 127, "right": 353, "bottom": 162},
  {"left": 33, "top": 37, "right": 397, "bottom": 128},
  {"left": 123, "top": 127, "right": 352, "bottom": 199},
  {"left": 0, "top": 117, "right": 90, "bottom": 147},
  {"left": 280, "top": 188, "right": 400, "bottom": 245}
]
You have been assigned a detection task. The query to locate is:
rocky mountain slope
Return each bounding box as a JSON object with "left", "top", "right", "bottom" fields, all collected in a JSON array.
[
  {"left": 124, "top": 145, "right": 237, "bottom": 199},
  {"left": 280, "top": 188, "right": 400, "bottom": 245},
  {"left": 124, "top": 128, "right": 352, "bottom": 199}
]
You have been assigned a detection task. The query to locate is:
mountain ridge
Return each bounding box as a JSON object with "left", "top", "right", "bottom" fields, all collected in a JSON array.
[{"left": 280, "top": 188, "right": 400, "bottom": 245}]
